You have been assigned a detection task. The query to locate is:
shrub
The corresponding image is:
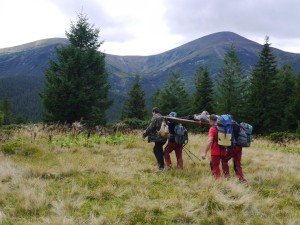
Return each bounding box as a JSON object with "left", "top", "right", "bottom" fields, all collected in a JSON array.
[
  {"left": 121, "top": 118, "right": 149, "bottom": 130},
  {"left": 0, "top": 141, "right": 20, "bottom": 155},
  {"left": 267, "top": 132, "right": 300, "bottom": 145},
  {"left": 52, "top": 138, "right": 74, "bottom": 148},
  {"left": 105, "top": 132, "right": 126, "bottom": 145},
  {"left": 0, "top": 140, "right": 41, "bottom": 156}
]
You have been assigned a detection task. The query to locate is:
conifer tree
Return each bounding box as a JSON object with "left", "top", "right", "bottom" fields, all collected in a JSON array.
[
  {"left": 122, "top": 75, "right": 147, "bottom": 120},
  {"left": 0, "top": 95, "right": 13, "bottom": 125},
  {"left": 278, "top": 65, "right": 297, "bottom": 131},
  {"left": 193, "top": 67, "right": 214, "bottom": 114},
  {"left": 41, "top": 13, "right": 111, "bottom": 126},
  {"left": 294, "top": 76, "right": 300, "bottom": 132},
  {"left": 155, "top": 72, "right": 190, "bottom": 116},
  {"left": 215, "top": 45, "right": 247, "bottom": 121},
  {"left": 151, "top": 88, "right": 161, "bottom": 107},
  {"left": 248, "top": 37, "right": 281, "bottom": 133}
]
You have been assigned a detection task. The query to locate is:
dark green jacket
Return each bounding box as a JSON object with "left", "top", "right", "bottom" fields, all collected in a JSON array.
[{"left": 143, "top": 113, "right": 166, "bottom": 143}]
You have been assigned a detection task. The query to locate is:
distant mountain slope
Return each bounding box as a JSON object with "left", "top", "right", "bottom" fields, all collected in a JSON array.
[
  {"left": 0, "top": 38, "right": 68, "bottom": 77},
  {"left": 0, "top": 32, "right": 300, "bottom": 122}
]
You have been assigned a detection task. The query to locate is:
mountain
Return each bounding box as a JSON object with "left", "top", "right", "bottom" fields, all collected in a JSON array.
[{"left": 0, "top": 32, "right": 300, "bottom": 122}]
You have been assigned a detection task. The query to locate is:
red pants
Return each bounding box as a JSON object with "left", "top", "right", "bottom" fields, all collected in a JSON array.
[
  {"left": 222, "top": 146, "right": 245, "bottom": 181},
  {"left": 210, "top": 155, "right": 228, "bottom": 179},
  {"left": 164, "top": 142, "right": 183, "bottom": 169}
]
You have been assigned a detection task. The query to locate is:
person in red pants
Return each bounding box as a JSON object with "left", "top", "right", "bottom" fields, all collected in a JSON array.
[
  {"left": 164, "top": 112, "right": 184, "bottom": 169},
  {"left": 222, "top": 145, "right": 246, "bottom": 182},
  {"left": 201, "top": 115, "right": 227, "bottom": 179}
]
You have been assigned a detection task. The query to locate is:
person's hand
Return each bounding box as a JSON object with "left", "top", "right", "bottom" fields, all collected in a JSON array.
[{"left": 201, "top": 152, "right": 207, "bottom": 160}]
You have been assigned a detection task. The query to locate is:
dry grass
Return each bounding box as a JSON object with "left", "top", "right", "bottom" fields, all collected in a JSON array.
[{"left": 0, "top": 126, "right": 299, "bottom": 224}]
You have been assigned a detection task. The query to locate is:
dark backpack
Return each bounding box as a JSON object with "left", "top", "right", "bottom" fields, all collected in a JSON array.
[
  {"left": 174, "top": 124, "right": 188, "bottom": 145},
  {"left": 237, "top": 122, "right": 253, "bottom": 147}
]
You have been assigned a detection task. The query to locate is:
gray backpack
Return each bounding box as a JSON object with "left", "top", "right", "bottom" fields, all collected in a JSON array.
[
  {"left": 174, "top": 124, "right": 188, "bottom": 145},
  {"left": 237, "top": 123, "right": 253, "bottom": 147}
]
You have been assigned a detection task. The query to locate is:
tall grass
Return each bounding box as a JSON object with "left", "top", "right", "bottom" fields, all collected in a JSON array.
[{"left": 0, "top": 125, "right": 299, "bottom": 224}]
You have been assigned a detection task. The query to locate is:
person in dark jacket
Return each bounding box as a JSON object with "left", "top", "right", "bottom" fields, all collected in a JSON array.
[
  {"left": 164, "top": 112, "right": 184, "bottom": 169},
  {"left": 143, "top": 107, "right": 167, "bottom": 171}
]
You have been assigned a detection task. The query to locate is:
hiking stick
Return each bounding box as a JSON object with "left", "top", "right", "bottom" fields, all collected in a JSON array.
[
  {"left": 183, "top": 146, "right": 202, "bottom": 162},
  {"left": 183, "top": 149, "right": 197, "bottom": 164}
]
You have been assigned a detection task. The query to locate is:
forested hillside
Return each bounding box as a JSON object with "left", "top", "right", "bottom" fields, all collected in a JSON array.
[{"left": 0, "top": 32, "right": 300, "bottom": 121}]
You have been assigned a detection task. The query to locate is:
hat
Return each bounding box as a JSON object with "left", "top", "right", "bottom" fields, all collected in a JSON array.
[{"left": 169, "top": 112, "right": 177, "bottom": 117}]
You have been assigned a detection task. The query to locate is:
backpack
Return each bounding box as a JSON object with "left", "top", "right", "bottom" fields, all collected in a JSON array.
[
  {"left": 157, "top": 119, "right": 170, "bottom": 139},
  {"left": 217, "top": 114, "right": 233, "bottom": 147},
  {"left": 237, "top": 122, "right": 253, "bottom": 147},
  {"left": 232, "top": 121, "right": 241, "bottom": 145},
  {"left": 174, "top": 124, "right": 188, "bottom": 145}
]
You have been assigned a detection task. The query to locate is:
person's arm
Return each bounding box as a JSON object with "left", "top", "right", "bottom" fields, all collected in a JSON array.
[
  {"left": 143, "top": 118, "right": 156, "bottom": 138},
  {"left": 201, "top": 136, "right": 213, "bottom": 159}
]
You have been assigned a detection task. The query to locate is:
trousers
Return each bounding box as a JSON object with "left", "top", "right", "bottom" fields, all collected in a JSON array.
[
  {"left": 164, "top": 141, "right": 183, "bottom": 169},
  {"left": 222, "top": 146, "right": 245, "bottom": 181},
  {"left": 153, "top": 142, "right": 165, "bottom": 169}
]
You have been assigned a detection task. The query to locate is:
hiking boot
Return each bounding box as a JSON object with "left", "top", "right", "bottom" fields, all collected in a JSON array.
[
  {"left": 165, "top": 164, "right": 172, "bottom": 170},
  {"left": 158, "top": 167, "right": 165, "bottom": 172},
  {"left": 239, "top": 178, "right": 247, "bottom": 184}
]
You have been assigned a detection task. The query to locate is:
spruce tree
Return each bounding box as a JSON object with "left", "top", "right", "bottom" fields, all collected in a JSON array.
[
  {"left": 0, "top": 95, "right": 13, "bottom": 125},
  {"left": 155, "top": 72, "right": 190, "bottom": 116},
  {"left": 248, "top": 37, "right": 281, "bottom": 134},
  {"left": 41, "top": 13, "right": 111, "bottom": 126},
  {"left": 294, "top": 76, "right": 300, "bottom": 132},
  {"left": 215, "top": 45, "right": 247, "bottom": 121},
  {"left": 279, "top": 65, "right": 297, "bottom": 131},
  {"left": 151, "top": 88, "right": 161, "bottom": 107},
  {"left": 122, "top": 75, "right": 147, "bottom": 120},
  {"left": 193, "top": 67, "right": 214, "bottom": 114}
]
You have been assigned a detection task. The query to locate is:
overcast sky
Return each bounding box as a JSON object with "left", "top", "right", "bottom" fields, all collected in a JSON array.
[{"left": 1, "top": 0, "right": 300, "bottom": 55}]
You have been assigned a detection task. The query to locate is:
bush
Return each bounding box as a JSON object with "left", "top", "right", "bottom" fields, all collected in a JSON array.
[
  {"left": 185, "top": 123, "right": 209, "bottom": 134},
  {"left": 267, "top": 132, "right": 300, "bottom": 145},
  {"left": 0, "top": 140, "right": 41, "bottom": 156},
  {"left": 1, "top": 141, "right": 20, "bottom": 155},
  {"left": 105, "top": 132, "right": 128, "bottom": 145},
  {"left": 120, "top": 118, "right": 149, "bottom": 130}
]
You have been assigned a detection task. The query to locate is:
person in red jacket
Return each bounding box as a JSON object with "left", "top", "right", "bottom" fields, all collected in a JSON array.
[{"left": 201, "top": 114, "right": 227, "bottom": 179}]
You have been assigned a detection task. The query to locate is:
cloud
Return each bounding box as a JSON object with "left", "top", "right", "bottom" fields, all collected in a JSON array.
[
  {"left": 1, "top": 0, "right": 300, "bottom": 54},
  {"left": 162, "top": 0, "right": 300, "bottom": 46},
  {"left": 51, "top": 0, "right": 135, "bottom": 42}
]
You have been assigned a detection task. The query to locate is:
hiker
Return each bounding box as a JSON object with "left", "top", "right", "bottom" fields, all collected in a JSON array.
[
  {"left": 164, "top": 112, "right": 185, "bottom": 169},
  {"left": 183, "top": 110, "right": 210, "bottom": 124},
  {"left": 222, "top": 121, "right": 246, "bottom": 182},
  {"left": 201, "top": 114, "right": 227, "bottom": 179},
  {"left": 143, "top": 107, "right": 167, "bottom": 171}
]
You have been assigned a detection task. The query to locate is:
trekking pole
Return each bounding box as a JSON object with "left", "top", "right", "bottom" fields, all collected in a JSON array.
[
  {"left": 183, "top": 146, "right": 202, "bottom": 162},
  {"left": 183, "top": 143, "right": 200, "bottom": 164},
  {"left": 183, "top": 149, "right": 197, "bottom": 164}
]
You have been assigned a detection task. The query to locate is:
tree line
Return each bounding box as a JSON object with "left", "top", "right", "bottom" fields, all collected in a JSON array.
[
  {"left": 2, "top": 14, "right": 298, "bottom": 135},
  {"left": 122, "top": 39, "right": 300, "bottom": 134}
]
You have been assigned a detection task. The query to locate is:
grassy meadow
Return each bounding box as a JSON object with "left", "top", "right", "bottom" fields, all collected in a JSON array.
[{"left": 0, "top": 125, "right": 299, "bottom": 225}]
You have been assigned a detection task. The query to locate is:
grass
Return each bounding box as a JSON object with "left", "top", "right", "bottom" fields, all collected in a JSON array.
[{"left": 0, "top": 125, "right": 299, "bottom": 224}]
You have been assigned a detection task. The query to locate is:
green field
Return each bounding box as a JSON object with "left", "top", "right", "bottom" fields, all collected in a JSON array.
[{"left": 0, "top": 125, "right": 299, "bottom": 224}]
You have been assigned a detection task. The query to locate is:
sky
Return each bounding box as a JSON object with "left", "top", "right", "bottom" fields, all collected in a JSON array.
[{"left": 1, "top": 0, "right": 300, "bottom": 55}]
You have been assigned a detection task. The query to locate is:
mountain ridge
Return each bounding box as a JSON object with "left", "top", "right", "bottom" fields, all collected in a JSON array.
[{"left": 0, "top": 31, "right": 300, "bottom": 121}]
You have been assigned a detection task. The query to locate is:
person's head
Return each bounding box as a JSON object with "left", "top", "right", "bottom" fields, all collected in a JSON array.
[
  {"left": 152, "top": 107, "right": 161, "bottom": 116},
  {"left": 209, "top": 114, "right": 218, "bottom": 126},
  {"left": 168, "top": 112, "right": 177, "bottom": 118}
]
